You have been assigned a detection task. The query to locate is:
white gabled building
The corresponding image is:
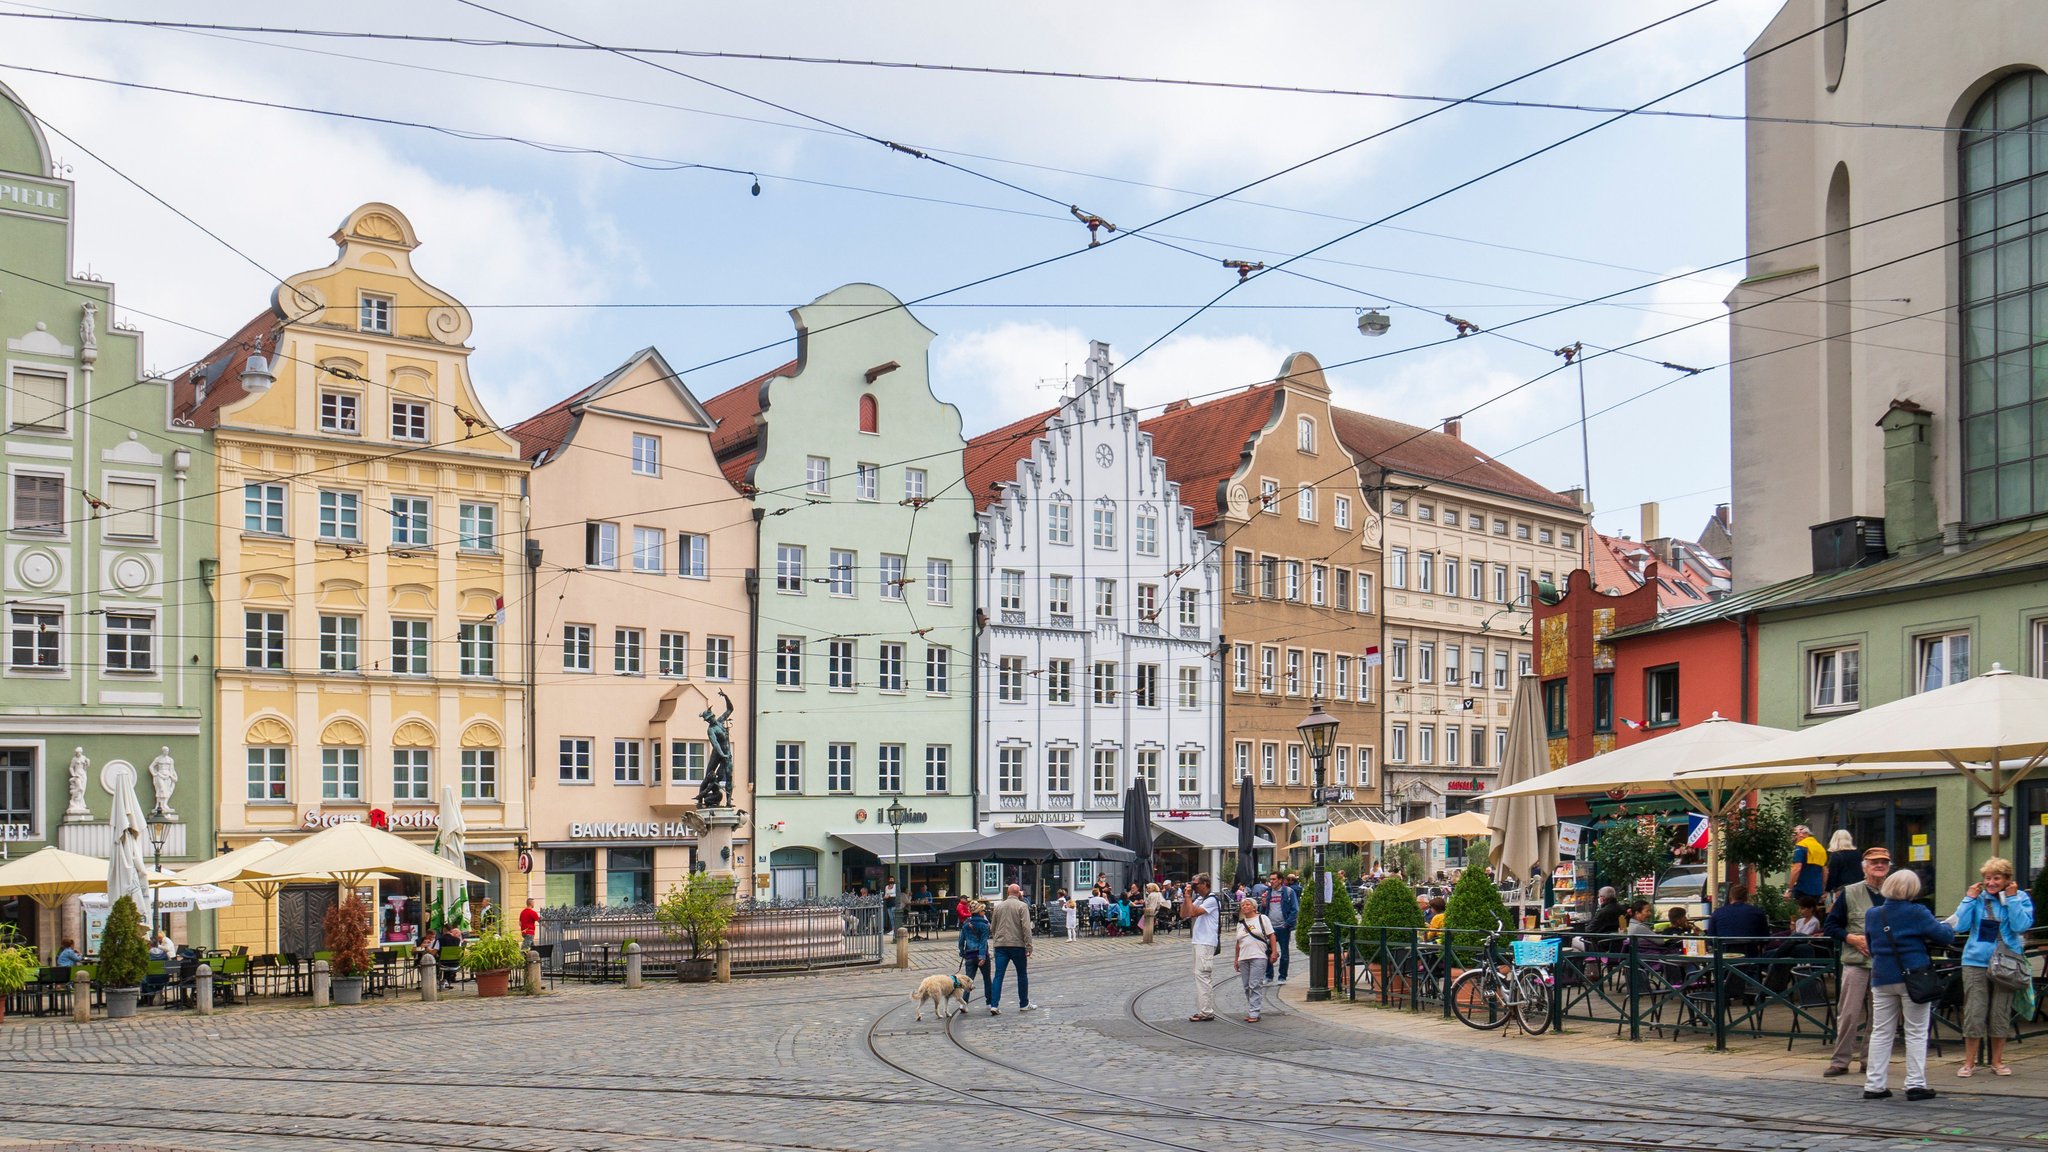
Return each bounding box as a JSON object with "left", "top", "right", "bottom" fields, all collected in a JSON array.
[{"left": 968, "top": 342, "right": 1227, "bottom": 890}]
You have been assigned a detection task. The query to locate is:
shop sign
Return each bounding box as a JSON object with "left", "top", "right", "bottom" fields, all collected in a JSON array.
[
  {"left": 1005, "top": 812, "right": 1082, "bottom": 825},
  {"left": 1557, "top": 822, "right": 1583, "bottom": 858},
  {"left": 302, "top": 808, "right": 439, "bottom": 831},
  {"left": 1445, "top": 780, "right": 1486, "bottom": 792},
  {"left": 0, "top": 822, "right": 34, "bottom": 841},
  {"left": 568, "top": 821, "right": 699, "bottom": 840},
  {"left": 0, "top": 180, "right": 65, "bottom": 218}
]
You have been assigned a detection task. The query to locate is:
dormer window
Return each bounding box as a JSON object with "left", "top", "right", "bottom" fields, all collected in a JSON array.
[{"left": 359, "top": 294, "right": 392, "bottom": 334}]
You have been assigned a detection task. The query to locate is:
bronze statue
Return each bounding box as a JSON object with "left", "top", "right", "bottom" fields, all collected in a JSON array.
[{"left": 696, "top": 691, "right": 735, "bottom": 809}]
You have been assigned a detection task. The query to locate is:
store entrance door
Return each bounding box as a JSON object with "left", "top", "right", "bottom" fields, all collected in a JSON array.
[{"left": 277, "top": 884, "right": 336, "bottom": 957}]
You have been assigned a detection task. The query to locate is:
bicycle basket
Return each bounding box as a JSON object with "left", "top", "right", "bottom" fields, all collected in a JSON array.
[{"left": 1511, "top": 938, "right": 1560, "bottom": 967}]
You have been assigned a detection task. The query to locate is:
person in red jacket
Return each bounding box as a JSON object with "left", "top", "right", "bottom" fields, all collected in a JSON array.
[{"left": 518, "top": 899, "right": 540, "bottom": 949}]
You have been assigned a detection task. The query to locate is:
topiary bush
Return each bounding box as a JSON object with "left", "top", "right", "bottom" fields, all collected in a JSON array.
[
  {"left": 96, "top": 896, "right": 150, "bottom": 988},
  {"left": 1589, "top": 815, "right": 1665, "bottom": 894},
  {"left": 1441, "top": 865, "right": 1511, "bottom": 967},
  {"left": 1295, "top": 871, "right": 1359, "bottom": 952},
  {"left": 1726, "top": 796, "right": 1795, "bottom": 884},
  {"left": 1387, "top": 844, "right": 1425, "bottom": 885},
  {"left": 1359, "top": 876, "right": 1425, "bottom": 930}
]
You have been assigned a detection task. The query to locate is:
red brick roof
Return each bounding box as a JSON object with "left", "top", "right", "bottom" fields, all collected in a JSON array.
[
  {"left": 702, "top": 359, "right": 797, "bottom": 490},
  {"left": 170, "top": 309, "right": 284, "bottom": 429},
  {"left": 507, "top": 392, "right": 578, "bottom": 465},
  {"left": 1138, "top": 384, "right": 1283, "bottom": 529},
  {"left": 1593, "top": 533, "right": 1717, "bottom": 610},
  {"left": 964, "top": 406, "right": 1059, "bottom": 512},
  {"left": 1329, "top": 407, "right": 1580, "bottom": 512}
]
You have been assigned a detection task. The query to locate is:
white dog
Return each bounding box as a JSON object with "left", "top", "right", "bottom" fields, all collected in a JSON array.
[{"left": 911, "top": 972, "right": 971, "bottom": 1020}]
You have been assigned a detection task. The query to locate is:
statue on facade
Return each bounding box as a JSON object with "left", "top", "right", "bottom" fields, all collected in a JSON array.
[
  {"left": 78, "top": 301, "right": 97, "bottom": 361},
  {"left": 147, "top": 746, "right": 177, "bottom": 817},
  {"left": 696, "top": 691, "right": 735, "bottom": 810},
  {"left": 65, "top": 747, "right": 90, "bottom": 818}
]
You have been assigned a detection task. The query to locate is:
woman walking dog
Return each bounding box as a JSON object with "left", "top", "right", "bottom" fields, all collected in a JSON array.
[{"left": 957, "top": 900, "right": 992, "bottom": 1008}]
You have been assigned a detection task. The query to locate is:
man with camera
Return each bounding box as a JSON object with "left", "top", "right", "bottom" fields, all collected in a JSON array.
[{"left": 1179, "top": 873, "right": 1220, "bottom": 1021}]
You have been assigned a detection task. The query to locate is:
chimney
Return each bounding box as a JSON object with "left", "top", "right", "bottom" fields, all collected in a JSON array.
[
  {"left": 1877, "top": 399, "right": 1936, "bottom": 555},
  {"left": 1640, "top": 501, "right": 1661, "bottom": 542},
  {"left": 1442, "top": 417, "right": 1462, "bottom": 440}
]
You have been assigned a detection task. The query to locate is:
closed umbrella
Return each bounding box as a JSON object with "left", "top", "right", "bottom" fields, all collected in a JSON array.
[
  {"left": 427, "top": 786, "right": 469, "bottom": 934},
  {"left": 1233, "top": 775, "right": 1258, "bottom": 890},
  {"left": 1488, "top": 677, "right": 1558, "bottom": 886},
  {"left": 1121, "top": 781, "right": 1156, "bottom": 888},
  {"left": 105, "top": 762, "right": 151, "bottom": 934}
]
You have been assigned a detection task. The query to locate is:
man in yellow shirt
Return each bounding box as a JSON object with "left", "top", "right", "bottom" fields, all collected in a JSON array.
[{"left": 1787, "top": 825, "right": 1829, "bottom": 903}]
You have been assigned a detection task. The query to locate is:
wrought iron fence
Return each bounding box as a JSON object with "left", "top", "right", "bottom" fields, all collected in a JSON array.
[{"left": 536, "top": 897, "right": 884, "bottom": 977}]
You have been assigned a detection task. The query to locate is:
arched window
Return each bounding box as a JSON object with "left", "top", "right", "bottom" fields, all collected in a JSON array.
[
  {"left": 1961, "top": 71, "right": 2048, "bottom": 524},
  {"left": 858, "top": 393, "right": 878, "bottom": 434},
  {"left": 1297, "top": 415, "right": 1316, "bottom": 453}
]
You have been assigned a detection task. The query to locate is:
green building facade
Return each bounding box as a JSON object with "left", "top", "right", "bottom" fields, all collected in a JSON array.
[{"left": 1, "top": 83, "right": 215, "bottom": 949}]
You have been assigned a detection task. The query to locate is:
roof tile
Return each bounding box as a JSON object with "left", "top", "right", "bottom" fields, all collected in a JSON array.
[
  {"left": 1138, "top": 385, "right": 1282, "bottom": 529},
  {"left": 964, "top": 406, "right": 1059, "bottom": 511},
  {"left": 1330, "top": 407, "right": 1579, "bottom": 511}
]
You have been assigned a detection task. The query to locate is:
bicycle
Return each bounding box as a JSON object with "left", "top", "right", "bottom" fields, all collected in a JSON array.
[{"left": 1448, "top": 918, "right": 1556, "bottom": 1034}]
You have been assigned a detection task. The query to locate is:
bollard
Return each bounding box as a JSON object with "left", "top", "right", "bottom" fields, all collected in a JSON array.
[
  {"left": 524, "top": 948, "right": 543, "bottom": 995},
  {"left": 71, "top": 971, "right": 90, "bottom": 1023},
  {"left": 624, "top": 942, "right": 643, "bottom": 989},
  {"left": 419, "top": 953, "right": 438, "bottom": 1002},
  {"left": 196, "top": 963, "right": 214, "bottom": 1016},
  {"left": 714, "top": 941, "right": 731, "bottom": 984},
  {"left": 311, "top": 959, "right": 331, "bottom": 1007},
  {"left": 894, "top": 927, "right": 909, "bottom": 969}
]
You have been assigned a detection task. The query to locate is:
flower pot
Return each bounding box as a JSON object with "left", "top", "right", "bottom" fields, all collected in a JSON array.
[
  {"left": 676, "top": 958, "right": 715, "bottom": 984},
  {"left": 474, "top": 968, "right": 511, "bottom": 998},
  {"left": 105, "top": 986, "right": 140, "bottom": 1019},
  {"left": 332, "top": 976, "right": 364, "bottom": 1005}
]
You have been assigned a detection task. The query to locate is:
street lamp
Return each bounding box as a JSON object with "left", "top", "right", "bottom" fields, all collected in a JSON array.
[
  {"left": 884, "top": 798, "right": 909, "bottom": 938},
  {"left": 1296, "top": 703, "right": 1341, "bottom": 1003},
  {"left": 147, "top": 803, "right": 171, "bottom": 937}
]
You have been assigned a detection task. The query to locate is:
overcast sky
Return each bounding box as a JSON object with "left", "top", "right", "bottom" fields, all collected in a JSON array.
[{"left": 0, "top": 0, "right": 1794, "bottom": 544}]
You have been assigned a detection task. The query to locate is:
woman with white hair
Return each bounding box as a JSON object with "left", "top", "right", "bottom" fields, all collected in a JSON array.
[
  {"left": 1233, "top": 896, "right": 1280, "bottom": 1023},
  {"left": 1863, "top": 869, "right": 1955, "bottom": 1101},
  {"left": 1825, "top": 829, "right": 1861, "bottom": 897}
]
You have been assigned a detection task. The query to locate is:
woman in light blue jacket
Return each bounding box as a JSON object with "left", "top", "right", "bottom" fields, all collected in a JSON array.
[{"left": 1946, "top": 856, "right": 2034, "bottom": 1078}]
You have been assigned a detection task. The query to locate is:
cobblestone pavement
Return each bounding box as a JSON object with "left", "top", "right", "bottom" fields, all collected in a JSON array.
[{"left": 1, "top": 936, "right": 2044, "bottom": 1152}]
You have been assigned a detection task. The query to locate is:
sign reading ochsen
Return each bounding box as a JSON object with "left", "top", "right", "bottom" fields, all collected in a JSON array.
[{"left": 569, "top": 821, "right": 699, "bottom": 840}]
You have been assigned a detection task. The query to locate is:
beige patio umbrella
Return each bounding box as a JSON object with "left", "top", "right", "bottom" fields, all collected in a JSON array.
[
  {"left": 242, "top": 821, "right": 481, "bottom": 893},
  {"left": 0, "top": 847, "right": 109, "bottom": 960},
  {"left": 172, "top": 838, "right": 331, "bottom": 955},
  {"left": 1488, "top": 677, "right": 1558, "bottom": 885},
  {"left": 1418, "top": 811, "right": 1493, "bottom": 839},
  {"left": 1328, "top": 818, "right": 1406, "bottom": 844},
  {"left": 1677, "top": 665, "right": 2048, "bottom": 859}
]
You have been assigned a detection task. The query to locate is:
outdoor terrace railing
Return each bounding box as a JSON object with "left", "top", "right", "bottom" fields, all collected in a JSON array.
[{"left": 536, "top": 896, "right": 885, "bottom": 977}]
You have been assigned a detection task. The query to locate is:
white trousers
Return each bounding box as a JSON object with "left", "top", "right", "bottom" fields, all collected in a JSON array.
[
  {"left": 1192, "top": 944, "right": 1216, "bottom": 1016},
  {"left": 1865, "top": 983, "right": 1931, "bottom": 1093}
]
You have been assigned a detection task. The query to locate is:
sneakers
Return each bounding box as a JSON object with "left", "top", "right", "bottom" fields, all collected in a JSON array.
[
  {"left": 1019, "top": 1003, "right": 1038, "bottom": 1012},
  {"left": 1862, "top": 1090, "right": 1892, "bottom": 1100},
  {"left": 988, "top": 1006, "right": 1001, "bottom": 1015},
  {"left": 1277, "top": 977, "right": 1288, "bottom": 984},
  {"left": 1906, "top": 1087, "right": 1938, "bottom": 1101}
]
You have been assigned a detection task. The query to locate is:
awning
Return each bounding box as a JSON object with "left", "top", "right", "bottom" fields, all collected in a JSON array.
[
  {"left": 829, "top": 830, "right": 983, "bottom": 864},
  {"left": 1150, "top": 817, "right": 1248, "bottom": 851},
  {"left": 81, "top": 884, "right": 235, "bottom": 913}
]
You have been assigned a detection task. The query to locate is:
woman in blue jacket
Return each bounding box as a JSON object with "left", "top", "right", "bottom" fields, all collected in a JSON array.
[
  {"left": 957, "top": 901, "right": 992, "bottom": 1006},
  {"left": 1864, "top": 868, "right": 1955, "bottom": 1101},
  {"left": 1946, "top": 856, "right": 2034, "bottom": 1078}
]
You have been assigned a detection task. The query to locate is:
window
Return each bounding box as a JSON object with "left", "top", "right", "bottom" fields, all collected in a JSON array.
[
  {"left": 859, "top": 392, "right": 879, "bottom": 434},
  {"left": 1234, "top": 550, "right": 1252, "bottom": 595},
  {"left": 1233, "top": 742, "right": 1250, "bottom": 784},
  {"left": 614, "top": 628, "right": 643, "bottom": 676},
  {"left": 829, "top": 549, "right": 857, "bottom": 597},
  {"left": 1260, "top": 479, "right": 1279, "bottom": 513},
  {"left": 1136, "top": 749, "right": 1160, "bottom": 796},
  {"left": 1443, "top": 510, "right": 1458, "bottom": 528},
  {"left": 358, "top": 294, "right": 391, "bottom": 333},
  {"left": 1178, "top": 666, "right": 1200, "bottom": 708},
  {"left": 317, "top": 490, "right": 360, "bottom": 541},
  {"left": 879, "top": 744, "right": 905, "bottom": 792},
  {"left": 1260, "top": 556, "right": 1278, "bottom": 599},
  {"left": 1593, "top": 673, "right": 1614, "bottom": 733},
  {"left": 1516, "top": 523, "right": 1531, "bottom": 541},
  {"left": 805, "top": 455, "right": 830, "bottom": 495},
  {"left": 1137, "top": 583, "right": 1159, "bottom": 621},
  {"left": 559, "top": 738, "right": 593, "bottom": 783},
  {"left": 246, "top": 747, "right": 287, "bottom": 802},
  {"left": 1311, "top": 652, "right": 1328, "bottom": 698},
  {"left": 319, "top": 390, "right": 360, "bottom": 433},
  {"left": 1915, "top": 631, "right": 1970, "bottom": 693},
  {"left": 925, "top": 645, "right": 951, "bottom": 694},
  {"left": 924, "top": 746, "right": 949, "bottom": 792},
  {"left": 1495, "top": 729, "right": 1508, "bottom": 766},
  {"left": 1562, "top": 531, "right": 1575, "bottom": 548},
  {"left": 1444, "top": 725, "right": 1461, "bottom": 766},
  {"left": 998, "top": 656, "right": 1026, "bottom": 702},
  {"left": 1285, "top": 561, "right": 1302, "bottom": 602},
  {"left": 1260, "top": 646, "right": 1277, "bottom": 693},
  {"left": 586, "top": 522, "right": 619, "bottom": 568},
  {"left": 1048, "top": 497, "right": 1072, "bottom": 544},
  {"left": 393, "top": 749, "right": 431, "bottom": 802},
  {"left": 1470, "top": 728, "right": 1485, "bottom": 768},
  {"left": 1335, "top": 496, "right": 1351, "bottom": 529},
  {"left": 321, "top": 746, "right": 362, "bottom": 801},
  {"left": 632, "top": 527, "right": 664, "bottom": 573},
  {"left": 1134, "top": 664, "right": 1159, "bottom": 708},
  {"left": 1094, "top": 578, "right": 1117, "bottom": 620},
  {"left": 774, "top": 744, "right": 803, "bottom": 794},
  {"left": 676, "top": 532, "right": 707, "bottom": 578},
  {"left": 1539, "top": 528, "right": 1554, "bottom": 545},
  {"left": 1357, "top": 655, "right": 1372, "bottom": 701},
  {"left": 104, "top": 613, "right": 153, "bottom": 673},
  {"left": 1417, "top": 552, "right": 1434, "bottom": 593},
  {"left": 1443, "top": 557, "right": 1459, "bottom": 598},
  {"left": 1960, "top": 71, "right": 2048, "bottom": 523},
  {"left": 1135, "top": 510, "right": 1159, "bottom": 555},
  {"left": 1261, "top": 743, "right": 1277, "bottom": 784},
  {"left": 1093, "top": 748, "right": 1119, "bottom": 795},
  {"left": 1543, "top": 679, "right": 1568, "bottom": 737},
  {"left": 1493, "top": 518, "right": 1508, "bottom": 536},
  {"left": 1390, "top": 499, "right": 1408, "bottom": 516},
  {"left": 1356, "top": 572, "right": 1374, "bottom": 613},
  {"left": 880, "top": 554, "right": 906, "bottom": 600},
  {"left": 1048, "top": 575, "right": 1072, "bottom": 617},
  {"left": 1417, "top": 642, "right": 1435, "bottom": 683},
  {"left": 1469, "top": 647, "right": 1484, "bottom": 688},
  {"left": 1443, "top": 645, "right": 1460, "bottom": 686},
  {"left": 995, "top": 746, "right": 1025, "bottom": 795},
  {"left": 1645, "top": 665, "right": 1680, "bottom": 726},
  {"left": 242, "top": 482, "right": 285, "bottom": 535},
  {"left": 827, "top": 639, "right": 855, "bottom": 690},
  {"left": 459, "top": 502, "right": 496, "bottom": 551},
  {"left": 1286, "top": 650, "right": 1303, "bottom": 696},
  {"left": 392, "top": 400, "right": 428, "bottom": 442},
  {"left": 1417, "top": 504, "right": 1433, "bottom": 522},
  {"left": 774, "top": 636, "right": 803, "bottom": 688},
  {"left": 776, "top": 544, "right": 805, "bottom": 593},
  {"left": 319, "top": 614, "right": 361, "bottom": 673},
  {"left": 390, "top": 495, "right": 429, "bottom": 547},
  {"left": 8, "top": 368, "right": 66, "bottom": 431},
  {"left": 1389, "top": 639, "right": 1408, "bottom": 682},
  {"left": 1311, "top": 564, "right": 1327, "bottom": 606},
  {"left": 671, "top": 741, "right": 706, "bottom": 784},
  {"left": 1494, "top": 650, "right": 1509, "bottom": 690},
  {"left": 1493, "top": 565, "right": 1508, "bottom": 603},
  {"left": 453, "top": 621, "right": 493, "bottom": 678},
  {"left": 705, "top": 636, "right": 732, "bottom": 680},
  {"left": 1517, "top": 569, "right": 1532, "bottom": 605},
  {"left": 1047, "top": 746, "right": 1073, "bottom": 793},
  {"left": 1469, "top": 562, "right": 1484, "bottom": 601},
  {"left": 1335, "top": 569, "right": 1351, "bottom": 613},
  {"left": 659, "top": 632, "right": 690, "bottom": 678},
  {"left": 1177, "top": 750, "right": 1199, "bottom": 796},
  {"left": 904, "top": 468, "right": 927, "bottom": 500},
  {"left": 614, "top": 739, "right": 643, "bottom": 784},
  {"left": 878, "top": 643, "right": 905, "bottom": 692},
  {"left": 1297, "top": 486, "right": 1316, "bottom": 521},
  {"left": 104, "top": 479, "right": 155, "bottom": 540},
  {"left": 563, "top": 624, "right": 593, "bottom": 672},
  {"left": 1093, "top": 660, "right": 1118, "bottom": 705},
  {"left": 1298, "top": 415, "right": 1316, "bottom": 452},
  {"left": 1334, "top": 746, "right": 1349, "bottom": 785},
  {"left": 1336, "top": 655, "right": 1352, "bottom": 699},
  {"left": 926, "top": 558, "right": 951, "bottom": 605},
  {"left": 1518, "top": 653, "right": 1533, "bottom": 678},
  {"left": 827, "top": 744, "right": 853, "bottom": 793},
  {"left": 1417, "top": 725, "right": 1435, "bottom": 764},
  {"left": 631, "top": 433, "right": 661, "bottom": 476},
  {"left": 856, "top": 463, "right": 878, "bottom": 501},
  {"left": 999, "top": 570, "right": 1024, "bottom": 612},
  {"left": 1390, "top": 724, "right": 1407, "bottom": 763},
  {"left": 1389, "top": 547, "right": 1408, "bottom": 589},
  {"left": 1091, "top": 504, "right": 1117, "bottom": 549},
  {"left": 391, "top": 619, "right": 428, "bottom": 675},
  {"left": 243, "top": 611, "right": 284, "bottom": 671},
  {"left": 462, "top": 749, "right": 497, "bottom": 801},
  {"left": 1046, "top": 658, "right": 1073, "bottom": 704},
  {"left": 1178, "top": 588, "right": 1198, "bottom": 628}
]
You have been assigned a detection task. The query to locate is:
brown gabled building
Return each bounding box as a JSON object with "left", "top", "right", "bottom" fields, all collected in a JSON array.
[{"left": 1142, "top": 352, "right": 1384, "bottom": 861}]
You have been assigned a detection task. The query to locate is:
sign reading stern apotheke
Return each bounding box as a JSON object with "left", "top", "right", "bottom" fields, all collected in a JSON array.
[
  {"left": 301, "top": 808, "right": 440, "bottom": 831},
  {"left": 569, "top": 821, "right": 700, "bottom": 840},
  {"left": 0, "top": 180, "right": 66, "bottom": 219}
]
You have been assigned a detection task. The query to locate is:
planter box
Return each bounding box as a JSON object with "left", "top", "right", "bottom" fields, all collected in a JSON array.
[
  {"left": 105, "top": 986, "right": 140, "bottom": 1019},
  {"left": 676, "top": 958, "right": 715, "bottom": 984},
  {"left": 332, "top": 976, "right": 364, "bottom": 1005},
  {"left": 474, "top": 968, "right": 511, "bottom": 998}
]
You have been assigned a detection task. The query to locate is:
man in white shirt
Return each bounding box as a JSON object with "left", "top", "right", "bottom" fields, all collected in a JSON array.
[{"left": 1179, "top": 873, "right": 1220, "bottom": 1021}]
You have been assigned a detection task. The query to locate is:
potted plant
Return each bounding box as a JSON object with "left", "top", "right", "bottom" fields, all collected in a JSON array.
[
  {"left": 1441, "top": 865, "right": 1512, "bottom": 1007},
  {"left": 0, "top": 928, "right": 39, "bottom": 1023},
  {"left": 96, "top": 895, "right": 150, "bottom": 1019},
  {"left": 460, "top": 928, "right": 524, "bottom": 997},
  {"left": 1358, "top": 876, "right": 1425, "bottom": 995},
  {"left": 322, "top": 894, "right": 373, "bottom": 1005},
  {"left": 656, "top": 872, "right": 737, "bottom": 982}
]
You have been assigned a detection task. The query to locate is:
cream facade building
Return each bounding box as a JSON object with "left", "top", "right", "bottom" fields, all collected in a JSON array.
[
  {"left": 177, "top": 204, "right": 530, "bottom": 953},
  {"left": 511, "top": 347, "right": 755, "bottom": 906}
]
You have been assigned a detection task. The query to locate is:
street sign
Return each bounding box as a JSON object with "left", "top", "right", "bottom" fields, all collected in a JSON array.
[
  {"left": 1316, "top": 785, "right": 1344, "bottom": 804},
  {"left": 1295, "top": 806, "right": 1329, "bottom": 826},
  {"left": 1298, "top": 824, "right": 1329, "bottom": 847}
]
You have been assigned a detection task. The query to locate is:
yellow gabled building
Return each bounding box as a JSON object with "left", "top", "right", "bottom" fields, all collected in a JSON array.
[{"left": 175, "top": 204, "right": 530, "bottom": 954}]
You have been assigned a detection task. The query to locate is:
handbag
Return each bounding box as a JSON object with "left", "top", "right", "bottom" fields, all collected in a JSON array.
[
  {"left": 1880, "top": 905, "right": 1950, "bottom": 1005},
  {"left": 1987, "top": 939, "right": 2031, "bottom": 992}
]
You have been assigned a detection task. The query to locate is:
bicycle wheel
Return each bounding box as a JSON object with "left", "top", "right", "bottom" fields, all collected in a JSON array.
[
  {"left": 1513, "top": 968, "right": 1553, "bottom": 1034},
  {"left": 1450, "top": 967, "right": 1514, "bottom": 1030}
]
